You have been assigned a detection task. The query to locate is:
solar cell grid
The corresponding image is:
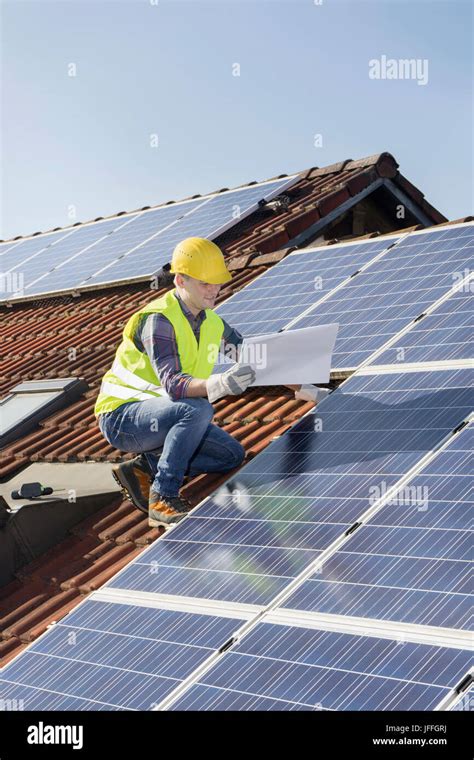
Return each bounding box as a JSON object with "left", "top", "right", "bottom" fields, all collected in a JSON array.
[
  {"left": 289, "top": 223, "right": 474, "bottom": 369},
  {"left": 215, "top": 236, "right": 401, "bottom": 336},
  {"left": 28, "top": 199, "right": 206, "bottom": 296},
  {"left": 282, "top": 423, "right": 473, "bottom": 630},
  {"left": 71, "top": 177, "right": 297, "bottom": 289},
  {"left": 0, "top": 600, "right": 245, "bottom": 710},
  {"left": 2, "top": 176, "right": 296, "bottom": 299},
  {"left": 8, "top": 217, "right": 129, "bottom": 296},
  {"left": 169, "top": 623, "right": 472, "bottom": 711},
  {"left": 367, "top": 287, "right": 474, "bottom": 366},
  {"left": 105, "top": 368, "right": 473, "bottom": 606}
]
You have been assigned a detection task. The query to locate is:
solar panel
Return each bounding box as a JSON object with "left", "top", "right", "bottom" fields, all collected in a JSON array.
[
  {"left": 0, "top": 239, "right": 25, "bottom": 257},
  {"left": 282, "top": 422, "right": 473, "bottom": 630},
  {"left": 20, "top": 199, "right": 205, "bottom": 297},
  {"left": 0, "top": 366, "right": 470, "bottom": 710},
  {"left": 169, "top": 622, "right": 472, "bottom": 711},
  {"left": 0, "top": 228, "right": 82, "bottom": 299},
  {"left": 0, "top": 598, "right": 246, "bottom": 710},
  {"left": 288, "top": 223, "right": 474, "bottom": 370},
  {"left": 450, "top": 688, "right": 473, "bottom": 711},
  {"left": 366, "top": 287, "right": 474, "bottom": 367},
  {"left": 215, "top": 236, "right": 401, "bottom": 336},
  {"left": 6, "top": 216, "right": 136, "bottom": 298},
  {"left": 103, "top": 366, "right": 473, "bottom": 606},
  {"left": 1, "top": 176, "right": 297, "bottom": 300},
  {"left": 81, "top": 177, "right": 297, "bottom": 288}
]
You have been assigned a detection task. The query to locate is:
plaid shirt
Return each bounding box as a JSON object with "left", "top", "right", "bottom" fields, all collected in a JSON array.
[{"left": 134, "top": 291, "right": 243, "bottom": 400}]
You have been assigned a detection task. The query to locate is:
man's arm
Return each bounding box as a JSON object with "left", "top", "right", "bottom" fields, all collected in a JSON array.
[
  {"left": 138, "top": 315, "right": 291, "bottom": 401},
  {"left": 185, "top": 378, "right": 209, "bottom": 397},
  {"left": 221, "top": 320, "right": 301, "bottom": 393},
  {"left": 187, "top": 319, "right": 248, "bottom": 397},
  {"left": 138, "top": 314, "right": 236, "bottom": 400},
  {"left": 223, "top": 321, "right": 243, "bottom": 345}
]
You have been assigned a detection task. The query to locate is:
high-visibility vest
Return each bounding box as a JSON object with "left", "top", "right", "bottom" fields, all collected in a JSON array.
[{"left": 94, "top": 288, "right": 225, "bottom": 416}]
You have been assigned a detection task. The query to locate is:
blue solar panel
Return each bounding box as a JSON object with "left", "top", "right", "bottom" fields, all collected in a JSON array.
[
  {"left": 81, "top": 177, "right": 296, "bottom": 288},
  {"left": 0, "top": 599, "right": 245, "bottom": 710},
  {"left": 2, "top": 176, "right": 296, "bottom": 299},
  {"left": 25, "top": 199, "right": 205, "bottom": 297},
  {"left": 368, "top": 288, "right": 474, "bottom": 366},
  {"left": 105, "top": 367, "right": 473, "bottom": 606},
  {"left": 170, "top": 623, "right": 472, "bottom": 710},
  {"left": 0, "top": 228, "right": 82, "bottom": 299},
  {"left": 450, "top": 688, "right": 473, "bottom": 711},
  {"left": 0, "top": 369, "right": 470, "bottom": 710},
  {"left": 8, "top": 217, "right": 135, "bottom": 298},
  {"left": 0, "top": 239, "right": 25, "bottom": 258},
  {"left": 289, "top": 223, "right": 474, "bottom": 369},
  {"left": 215, "top": 236, "right": 401, "bottom": 336},
  {"left": 282, "top": 423, "right": 473, "bottom": 630}
]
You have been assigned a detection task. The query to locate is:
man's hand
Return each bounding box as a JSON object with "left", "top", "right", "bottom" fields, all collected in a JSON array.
[
  {"left": 294, "top": 384, "right": 330, "bottom": 404},
  {"left": 206, "top": 363, "right": 256, "bottom": 403}
]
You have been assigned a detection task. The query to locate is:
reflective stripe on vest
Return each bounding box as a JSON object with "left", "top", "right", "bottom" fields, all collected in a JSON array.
[
  {"left": 99, "top": 381, "right": 170, "bottom": 402},
  {"left": 111, "top": 357, "right": 164, "bottom": 394},
  {"left": 94, "top": 288, "right": 224, "bottom": 416}
]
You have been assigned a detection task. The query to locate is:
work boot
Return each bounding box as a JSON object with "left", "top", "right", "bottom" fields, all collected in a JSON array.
[
  {"left": 148, "top": 491, "right": 194, "bottom": 529},
  {"left": 112, "top": 455, "right": 152, "bottom": 513}
]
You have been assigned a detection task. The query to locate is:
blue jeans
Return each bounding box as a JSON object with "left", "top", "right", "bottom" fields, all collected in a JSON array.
[{"left": 98, "top": 397, "right": 246, "bottom": 498}]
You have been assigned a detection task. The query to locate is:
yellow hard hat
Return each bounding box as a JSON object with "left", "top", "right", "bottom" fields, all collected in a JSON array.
[{"left": 170, "top": 237, "right": 232, "bottom": 285}]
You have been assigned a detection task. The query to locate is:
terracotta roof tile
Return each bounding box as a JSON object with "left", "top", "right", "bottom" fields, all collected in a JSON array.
[
  {"left": 440, "top": 215, "right": 473, "bottom": 225},
  {"left": 306, "top": 160, "right": 352, "bottom": 177},
  {"left": 421, "top": 198, "right": 449, "bottom": 225},
  {"left": 76, "top": 545, "right": 144, "bottom": 593},
  {"left": 3, "top": 588, "right": 81, "bottom": 642},
  {"left": 395, "top": 173, "right": 425, "bottom": 206},
  {"left": 0, "top": 579, "right": 54, "bottom": 633},
  {"left": 0, "top": 637, "right": 25, "bottom": 661},
  {"left": 249, "top": 249, "right": 292, "bottom": 267}
]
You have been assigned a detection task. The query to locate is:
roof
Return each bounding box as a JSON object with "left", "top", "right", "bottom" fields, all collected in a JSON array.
[
  {"left": 0, "top": 152, "right": 458, "bottom": 665},
  {"left": 0, "top": 152, "right": 446, "bottom": 246}
]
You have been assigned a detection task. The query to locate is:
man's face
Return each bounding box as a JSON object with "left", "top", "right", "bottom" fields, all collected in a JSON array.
[{"left": 177, "top": 274, "right": 221, "bottom": 311}]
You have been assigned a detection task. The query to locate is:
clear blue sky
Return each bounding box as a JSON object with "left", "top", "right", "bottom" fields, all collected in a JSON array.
[{"left": 1, "top": 0, "right": 472, "bottom": 241}]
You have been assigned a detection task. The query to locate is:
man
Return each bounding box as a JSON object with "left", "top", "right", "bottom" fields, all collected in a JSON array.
[{"left": 95, "top": 237, "right": 324, "bottom": 528}]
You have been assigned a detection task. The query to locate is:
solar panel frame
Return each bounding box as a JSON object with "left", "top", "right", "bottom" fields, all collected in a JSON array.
[
  {"left": 0, "top": 598, "right": 247, "bottom": 710},
  {"left": 286, "top": 222, "right": 474, "bottom": 371},
  {"left": 167, "top": 621, "right": 473, "bottom": 711},
  {"left": 0, "top": 239, "right": 25, "bottom": 257},
  {"left": 364, "top": 282, "right": 474, "bottom": 368},
  {"left": 449, "top": 685, "right": 473, "bottom": 711},
  {"left": 281, "top": 421, "right": 474, "bottom": 631},
  {"left": 214, "top": 234, "right": 402, "bottom": 337}
]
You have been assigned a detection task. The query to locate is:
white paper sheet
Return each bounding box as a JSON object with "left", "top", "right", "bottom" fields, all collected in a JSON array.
[{"left": 235, "top": 323, "right": 339, "bottom": 386}]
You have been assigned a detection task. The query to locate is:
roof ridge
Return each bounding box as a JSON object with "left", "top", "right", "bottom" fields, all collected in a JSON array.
[
  {"left": 0, "top": 152, "right": 400, "bottom": 243},
  {"left": 1, "top": 170, "right": 300, "bottom": 244}
]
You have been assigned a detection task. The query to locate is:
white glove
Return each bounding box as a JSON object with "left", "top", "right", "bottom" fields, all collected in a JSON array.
[
  {"left": 294, "top": 384, "right": 330, "bottom": 404},
  {"left": 206, "top": 363, "right": 256, "bottom": 403}
]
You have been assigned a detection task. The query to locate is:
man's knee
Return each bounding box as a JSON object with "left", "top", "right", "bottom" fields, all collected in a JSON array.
[
  {"left": 230, "top": 440, "right": 246, "bottom": 468},
  {"left": 182, "top": 397, "right": 215, "bottom": 423}
]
